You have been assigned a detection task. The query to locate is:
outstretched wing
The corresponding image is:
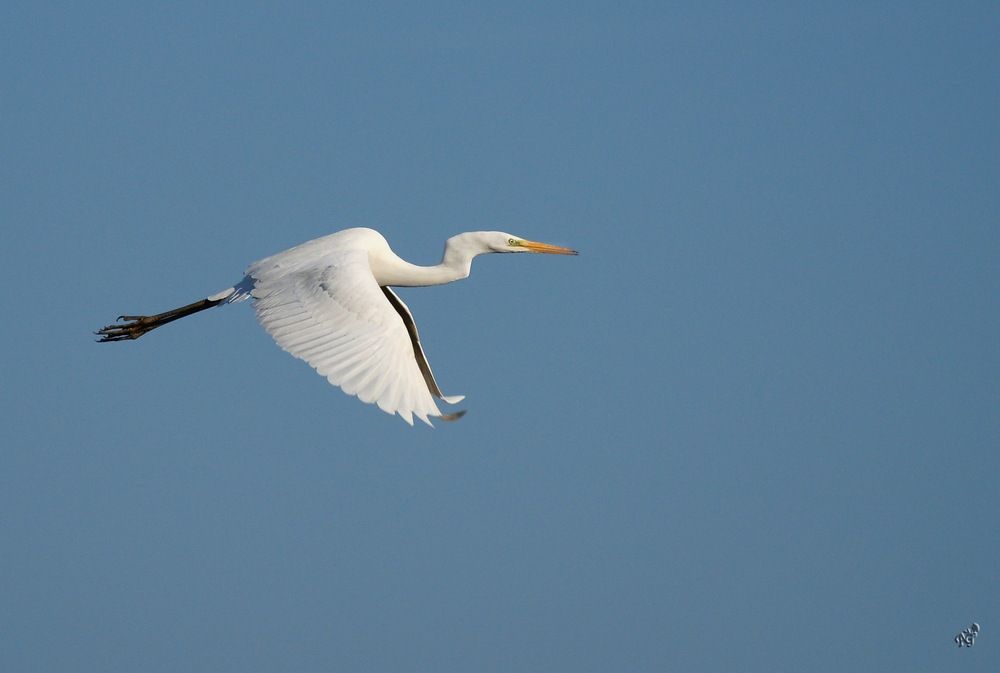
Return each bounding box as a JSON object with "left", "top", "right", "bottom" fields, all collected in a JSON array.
[{"left": 248, "top": 248, "right": 463, "bottom": 425}]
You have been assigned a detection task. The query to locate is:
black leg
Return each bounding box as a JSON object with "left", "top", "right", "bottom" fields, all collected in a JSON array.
[{"left": 96, "top": 297, "right": 225, "bottom": 342}]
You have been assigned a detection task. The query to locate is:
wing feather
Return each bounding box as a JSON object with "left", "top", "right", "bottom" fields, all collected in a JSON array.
[{"left": 248, "top": 247, "right": 460, "bottom": 425}]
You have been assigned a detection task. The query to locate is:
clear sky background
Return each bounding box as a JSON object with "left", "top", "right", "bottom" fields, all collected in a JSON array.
[{"left": 2, "top": 3, "right": 997, "bottom": 672}]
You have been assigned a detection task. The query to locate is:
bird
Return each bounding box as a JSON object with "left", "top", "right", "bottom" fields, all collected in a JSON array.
[{"left": 97, "top": 228, "right": 577, "bottom": 425}]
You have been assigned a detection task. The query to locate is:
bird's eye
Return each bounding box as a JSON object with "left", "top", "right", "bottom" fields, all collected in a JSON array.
[{"left": 508, "top": 238, "right": 518, "bottom": 246}]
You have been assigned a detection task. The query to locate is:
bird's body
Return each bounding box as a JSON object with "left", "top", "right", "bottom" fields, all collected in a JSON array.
[{"left": 98, "top": 228, "right": 576, "bottom": 425}]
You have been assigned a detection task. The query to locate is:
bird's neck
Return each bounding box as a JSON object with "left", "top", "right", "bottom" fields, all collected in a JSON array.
[
  {"left": 376, "top": 236, "right": 483, "bottom": 287},
  {"left": 379, "top": 260, "right": 468, "bottom": 287}
]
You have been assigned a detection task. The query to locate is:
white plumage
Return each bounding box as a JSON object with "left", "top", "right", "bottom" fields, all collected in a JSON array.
[{"left": 98, "top": 227, "right": 576, "bottom": 425}]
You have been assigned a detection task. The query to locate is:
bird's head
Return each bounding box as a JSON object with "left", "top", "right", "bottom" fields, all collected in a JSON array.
[
  {"left": 441, "top": 232, "right": 577, "bottom": 271},
  {"left": 486, "top": 232, "right": 578, "bottom": 255}
]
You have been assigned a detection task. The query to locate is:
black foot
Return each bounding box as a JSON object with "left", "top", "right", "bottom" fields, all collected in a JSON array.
[{"left": 95, "top": 316, "right": 161, "bottom": 342}]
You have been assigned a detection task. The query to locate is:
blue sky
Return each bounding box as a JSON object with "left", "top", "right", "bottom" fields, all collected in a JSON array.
[{"left": 2, "top": 3, "right": 998, "bottom": 671}]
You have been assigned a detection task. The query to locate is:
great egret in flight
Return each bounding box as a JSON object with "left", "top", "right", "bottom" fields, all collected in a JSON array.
[{"left": 97, "top": 228, "right": 577, "bottom": 425}]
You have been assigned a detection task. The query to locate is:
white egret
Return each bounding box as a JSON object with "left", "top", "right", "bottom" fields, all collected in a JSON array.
[{"left": 97, "top": 228, "right": 577, "bottom": 425}]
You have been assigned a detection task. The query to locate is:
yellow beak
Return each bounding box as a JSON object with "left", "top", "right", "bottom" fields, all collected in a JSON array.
[{"left": 519, "top": 240, "right": 578, "bottom": 255}]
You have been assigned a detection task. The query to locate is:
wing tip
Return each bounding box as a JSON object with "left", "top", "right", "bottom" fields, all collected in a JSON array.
[{"left": 437, "top": 410, "right": 467, "bottom": 423}]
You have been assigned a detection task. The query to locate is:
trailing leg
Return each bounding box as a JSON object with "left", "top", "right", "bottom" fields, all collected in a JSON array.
[{"left": 96, "top": 296, "right": 226, "bottom": 342}]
